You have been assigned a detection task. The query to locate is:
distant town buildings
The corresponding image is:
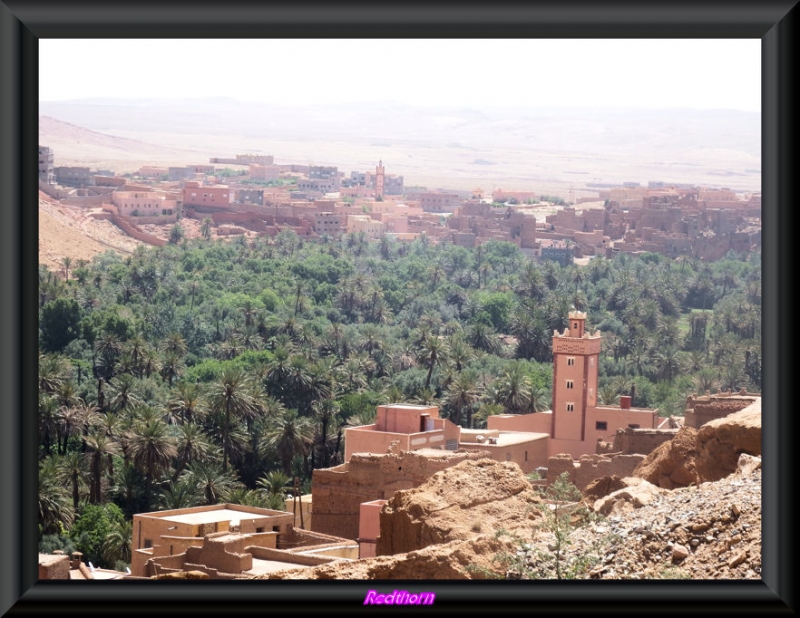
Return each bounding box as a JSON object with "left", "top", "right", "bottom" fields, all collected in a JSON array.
[{"left": 37, "top": 144, "right": 761, "bottom": 262}]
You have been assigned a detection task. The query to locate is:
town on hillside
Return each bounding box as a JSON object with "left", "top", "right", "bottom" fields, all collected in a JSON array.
[{"left": 38, "top": 146, "right": 761, "bottom": 263}]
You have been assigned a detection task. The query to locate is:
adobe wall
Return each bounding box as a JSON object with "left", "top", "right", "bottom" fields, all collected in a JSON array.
[
  {"left": 60, "top": 195, "right": 106, "bottom": 207},
  {"left": 212, "top": 211, "right": 270, "bottom": 231},
  {"left": 311, "top": 451, "right": 486, "bottom": 541},
  {"left": 38, "top": 553, "right": 70, "bottom": 580},
  {"left": 546, "top": 452, "right": 646, "bottom": 491},
  {"left": 102, "top": 206, "right": 167, "bottom": 246},
  {"left": 611, "top": 427, "right": 678, "bottom": 455},
  {"left": 684, "top": 393, "right": 759, "bottom": 428}
]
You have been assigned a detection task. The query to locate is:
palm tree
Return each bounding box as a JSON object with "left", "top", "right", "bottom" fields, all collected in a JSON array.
[
  {"left": 491, "top": 362, "right": 533, "bottom": 415},
  {"left": 417, "top": 334, "right": 447, "bottom": 391},
  {"left": 56, "top": 401, "right": 96, "bottom": 455},
  {"left": 466, "top": 322, "right": 501, "bottom": 355},
  {"left": 126, "top": 419, "right": 177, "bottom": 500},
  {"left": 61, "top": 256, "right": 72, "bottom": 282},
  {"left": 38, "top": 352, "right": 72, "bottom": 394},
  {"left": 83, "top": 431, "right": 120, "bottom": 503},
  {"left": 183, "top": 461, "right": 240, "bottom": 505},
  {"left": 107, "top": 373, "right": 141, "bottom": 414},
  {"left": 157, "top": 477, "right": 202, "bottom": 510},
  {"left": 171, "top": 423, "right": 216, "bottom": 482},
  {"left": 442, "top": 370, "right": 481, "bottom": 427},
  {"left": 652, "top": 345, "right": 684, "bottom": 383},
  {"left": 160, "top": 332, "right": 188, "bottom": 357},
  {"left": 102, "top": 519, "right": 133, "bottom": 566},
  {"left": 256, "top": 471, "right": 292, "bottom": 510},
  {"left": 205, "top": 367, "right": 261, "bottom": 472},
  {"left": 472, "top": 402, "right": 505, "bottom": 429},
  {"left": 38, "top": 457, "right": 74, "bottom": 537},
  {"left": 694, "top": 368, "right": 719, "bottom": 395},
  {"left": 310, "top": 398, "right": 341, "bottom": 469},
  {"left": 261, "top": 409, "right": 314, "bottom": 476},
  {"left": 93, "top": 332, "right": 122, "bottom": 379},
  {"left": 598, "top": 384, "right": 619, "bottom": 406},
  {"left": 38, "top": 394, "right": 60, "bottom": 458},
  {"left": 58, "top": 451, "right": 89, "bottom": 511},
  {"left": 166, "top": 382, "right": 206, "bottom": 425}
]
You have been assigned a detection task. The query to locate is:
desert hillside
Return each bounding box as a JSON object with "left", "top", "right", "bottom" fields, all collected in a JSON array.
[{"left": 39, "top": 99, "right": 761, "bottom": 193}]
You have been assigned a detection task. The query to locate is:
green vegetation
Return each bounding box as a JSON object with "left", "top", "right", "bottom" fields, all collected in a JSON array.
[
  {"left": 37, "top": 234, "right": 760, "bottom": 568},
  {"left": 492, "top": 473, "right": 612, "bottom": 579}
]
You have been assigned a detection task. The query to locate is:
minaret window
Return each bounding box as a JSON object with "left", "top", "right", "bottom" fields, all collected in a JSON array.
[
  {"left": 566, "top": 403, "right": 574, "bottom": 412},
  {"left": 566, "top": 380, "right": 574, "bottom": 389},
  {"left": 567, "top": 357, "right": 575, "bottom": 366}
]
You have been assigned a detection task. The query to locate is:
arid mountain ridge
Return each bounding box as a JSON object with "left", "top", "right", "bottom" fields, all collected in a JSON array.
[{"left": 40, "top": 98, "right": 760, "bottom": 193}]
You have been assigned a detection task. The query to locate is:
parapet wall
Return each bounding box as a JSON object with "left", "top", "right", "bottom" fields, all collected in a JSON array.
[
  {"left": 684, "top": 392, "right": 760, "bottom": 428},
  {"left": 101, "top": 205, "right": 167, "bottom": 246},
  {"left": 611, "top": 427, "right": 678, "bottom": 455},
  {"left": 546, "top": 452, "right": 646, "bottom": 491}
]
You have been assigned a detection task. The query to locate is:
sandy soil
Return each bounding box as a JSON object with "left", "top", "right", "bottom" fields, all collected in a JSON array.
[
  {"left": 38, "top": 192, "right": 142, "bottom": 271},
  {"left": 38, "top": 191, "right": 229, "bottom": 272}
]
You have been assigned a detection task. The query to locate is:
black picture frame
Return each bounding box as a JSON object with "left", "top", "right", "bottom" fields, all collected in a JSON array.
[{"left": 2, "top": 1, "right": 794, "bottom": 614}]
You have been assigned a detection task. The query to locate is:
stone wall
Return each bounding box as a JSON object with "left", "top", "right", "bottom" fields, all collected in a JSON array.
[{"left": 311, "top": 450, "right": 487, "bottom": 541}]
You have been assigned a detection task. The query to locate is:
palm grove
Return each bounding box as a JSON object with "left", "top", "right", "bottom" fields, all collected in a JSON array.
[{"left": 38, "top": 229, "right": 761, "bottom": 569}]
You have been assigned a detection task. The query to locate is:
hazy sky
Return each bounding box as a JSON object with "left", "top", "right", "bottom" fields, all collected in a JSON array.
[{"left": 40, "top": 39, "right": 761, "bottom": 113}]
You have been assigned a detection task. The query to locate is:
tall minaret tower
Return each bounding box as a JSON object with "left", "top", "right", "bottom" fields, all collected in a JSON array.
[
  {"left": 550, "top": 311, "right": 602, "bottom": 442},
  {"left": 374, "top": 160, "right": 385, "bottom": 199}
]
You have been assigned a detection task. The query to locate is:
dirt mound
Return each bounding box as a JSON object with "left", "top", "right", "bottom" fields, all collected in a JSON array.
[
  {"left": 376, "top": 458, "right": 541, "bottom": 556},
  {"left": 695, "top": 399, "right": 761, "bottom": 481},
  {"left": 582, "top": 475, "right": 628, "bottom": 506},
  {"left": 632, "top": 426, "right": 700, "bottom": 489},
  {"left": 633, "top": 398, "right": 761, "bottom": 489}
]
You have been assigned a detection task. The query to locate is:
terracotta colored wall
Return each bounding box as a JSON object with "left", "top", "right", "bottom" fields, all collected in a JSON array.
[
  {"left": 488, "top": 412, "right": 552, "bottom": 434},
  {"left": 359, "top": 500, "right": 388, "bottom": 558},
  {"left": 458, "top": 437, "right": 548, "bottom": 474},
  {"left": 311, "top": 451, "right": 486, "bottom": 541}
]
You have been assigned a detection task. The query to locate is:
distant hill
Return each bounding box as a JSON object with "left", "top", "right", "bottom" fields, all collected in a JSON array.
[
  {"left": 39, "top": 115, "right": 206, "bottom": 169},
  {"left": 39, "top": 98, "right": 761, "bottom": 191}
]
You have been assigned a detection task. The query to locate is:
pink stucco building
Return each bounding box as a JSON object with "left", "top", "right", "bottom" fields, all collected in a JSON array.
[{"left": 343, "top": 404, "right": 549, "bottom": 474}]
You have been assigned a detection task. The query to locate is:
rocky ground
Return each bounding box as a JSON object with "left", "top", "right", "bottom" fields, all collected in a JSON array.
[{"left": 255, "top": 404, "right": 762, "bottom": 581}]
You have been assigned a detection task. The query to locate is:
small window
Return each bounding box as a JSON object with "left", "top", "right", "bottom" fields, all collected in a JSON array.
[
  {"left": 566, "top": 380, "right": 574, "bottom": 389},
  {"left": 566, "top": 403, "right": 574, "bottom": 412},
  {"left": 143, "top": 539, "right": 152, "bottom": 549},
  {"left": 596, "top": 421, "right": 608, "bottom": 431},
  {"left": 567, "top": 357, "right": 575, "bottom": 366},
  {"left": 628, "top": 424, "right": 640, "bottom": 429},
  {"left": 256, "top": 527, "right": 264, "bottom": 533},
  {"left": 272, "top": 525, "right": 280, "bottom": 532}
]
